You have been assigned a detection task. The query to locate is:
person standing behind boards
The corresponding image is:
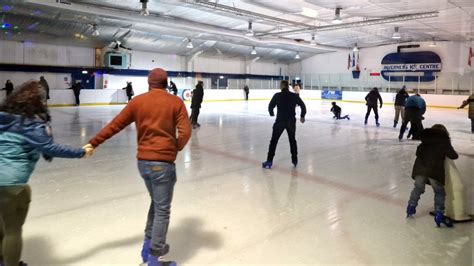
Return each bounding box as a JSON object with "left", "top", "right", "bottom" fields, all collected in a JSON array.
[
  {"left": 2, "top": 80, "right": 14, "bottom": 96},
  {"left": 39, "top": 76, "right": 50, "bottom": 100}
]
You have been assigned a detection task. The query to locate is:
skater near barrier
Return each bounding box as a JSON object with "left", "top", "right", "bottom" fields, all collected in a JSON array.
[
  {"left": 122, "top": 81, "right": 134, "bottom": 102},
  {"left": 2, "top": 80, "right": 14, "bottom": 96},
  {"left": 399, "top": 94, "right": 426, "bottom": 140},
  {"left": 406, "top": 124, "right": 458, "bottom": 228},
  {"left": 190, "top": 81, "right": 204, "bottom": 129},
  {"left": 84, "top": 68, "right": 191, "bottom": 266},
  {"left": 457, "top": 93, "right": 474, "bottom": 133},
  {"left": 394, "top": 86, "right": 409, "bottom": 128},
  {"left": 71, "top": 81, "right": 83, "bottom": 106},
  {"left": 39, "top": 76, "right": 50, "bottom": 100},
  {"left": 364, "top": 87, "right": 383, "bottom": 126},
  {"left": 330, "top": 102, "right": 350, "bottom": 120},
  {"left": 169, "top": 81, "right": 178, "bottom": 96},
  {"left": 262, "top": 80, "right": 306, "bottom": 169},
  {"left": 0, "top": 81, "right": 92, "bottom": 266},
  {"left": 243, "top": 85, "right": 249, "bottom": 101}
]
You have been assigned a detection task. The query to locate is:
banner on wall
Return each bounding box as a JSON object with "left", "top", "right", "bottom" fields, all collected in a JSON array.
[
  {"left": 321, "top": 90, "right": 342, "bottom": 100},
  {"left": 380, "top": 51, "right": 442, "bottom": 82}
]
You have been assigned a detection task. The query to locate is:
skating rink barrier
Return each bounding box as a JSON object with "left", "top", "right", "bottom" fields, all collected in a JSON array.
[{"left": 0, "top": 89, "right": 468, "bottom": 108}]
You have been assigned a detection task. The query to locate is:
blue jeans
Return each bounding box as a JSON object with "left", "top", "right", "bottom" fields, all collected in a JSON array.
[
  {"left": 408, "top": 175, "right": 445, "bottom": 212},
  {"left": 138, "top": 160, "right": 176, "bottom": 257}
]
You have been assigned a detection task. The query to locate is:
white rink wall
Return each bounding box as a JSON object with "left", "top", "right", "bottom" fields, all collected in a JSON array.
[{"left": 1, "top": 89, "right": 467, "bottom": 108}]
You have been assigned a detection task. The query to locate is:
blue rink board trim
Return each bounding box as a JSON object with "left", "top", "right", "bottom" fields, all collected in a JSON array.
[{"left": 0, "top": 63, "right": 284, "bottom": 80}]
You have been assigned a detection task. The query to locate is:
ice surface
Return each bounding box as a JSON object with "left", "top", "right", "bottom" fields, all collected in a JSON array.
[{"left": 23, "top": 100, "right": 473, "bottom": 265}]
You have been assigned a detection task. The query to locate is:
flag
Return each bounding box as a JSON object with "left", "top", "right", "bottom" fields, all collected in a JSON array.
[
  {"left": 352, "top": 51, "right": 355, "bottom": 67},
  {"left": 356, "top": 53, "right": 360, "bottom": 71},
  {"left": 469, "top": 47, "right": 473, "bottom": 67},
  {"left": 347, "top": 53, "right": 351, "bottom": 70}
]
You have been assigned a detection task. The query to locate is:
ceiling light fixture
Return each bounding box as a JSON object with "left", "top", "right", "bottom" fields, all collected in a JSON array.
[
  {"left": 295, "top": 52, "right": 301, "bottom": 59},
  {"left": 310, "top": 33, "right": 317, "bottom": 46},
  {"left": 251, "top": 46, "right": 257, "bottom": 55},
  {"left": 140, "top": 0, "right": 150, "bottom": 16},
  {"left": 352, "top": 43, "right": 359, "bottom": 52},
  {"left": 91, "top": 24, "right": 100, "bottom": 36},
  {"left": 245, "top": 21, "right": 254, "bottom": 36},
  {"left": 186, "top": 38, "right": 194, "bottom": 49},
  {"left": 392, "top": 26, "right": 401, "bottom": 39},
  {"left": 429, "top": 37, "right": 437, "bottom": 47},
  {"left": 332, "top": 8, "right": 342, "bottom": 24}
]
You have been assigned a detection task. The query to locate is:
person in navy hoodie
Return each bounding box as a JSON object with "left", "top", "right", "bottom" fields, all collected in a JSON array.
[{"left": 0, "top": 81, "right": 91, "bottom": 266}]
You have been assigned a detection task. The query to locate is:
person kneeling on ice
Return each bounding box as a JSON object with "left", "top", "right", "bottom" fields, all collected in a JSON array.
[
  {"left": 262, "top": 80, "right": 306, "bottom": 169},
  {"left": 330, "top": 102, "right": 350, "bottom": 120},
  {"left": 0, "top": 81, "right": 92, "bottom": 266},
  {"left": 406, "top": 124, "right": 458, "bottom": 228},
  {"left": 84, "top": 68, "right": 191, "bottom": 266}
]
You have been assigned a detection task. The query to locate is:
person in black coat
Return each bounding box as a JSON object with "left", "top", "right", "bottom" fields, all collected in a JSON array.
[
  {"left": 71, "top": 82, "right": 83, "bottom": 106},
  {"left": 330, "top": 102, "right": 350, "bottom": 120},
  {"left": 364, "top": 87, "right": 383, "bottom": 126},
  {"left": 243, "top": 85, "right": 249, "bottom": 101},
  {"left": 406, "top": 124, "right": 458, "bottom": 227},
  {"left": 190, "top": 81, "right": 204, "bottom": 128},
  {"left": 123, "top": 82, "right": 134, "bottom": 102},
  {"left": 394, "top": 86, "right": 409, "bottom": 128},
  {"left": 39, "top": 76, "right": 50, "bottom": 100},
  {"left": 169, "top": 81, "right": 178, "bottom": 96},
  {"left": 3, "top": 80, "right": 14, "bottom": 96},
  {"left": 262, "top": 80, "right": 306, "bottom": 169}
]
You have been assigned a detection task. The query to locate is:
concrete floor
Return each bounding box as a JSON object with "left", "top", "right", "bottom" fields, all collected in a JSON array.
[{"left": 23, "top": 99, "right": 473, "bottom": 265}]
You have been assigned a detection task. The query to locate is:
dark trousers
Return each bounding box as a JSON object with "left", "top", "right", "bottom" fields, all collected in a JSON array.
[
  {"left": 245, "top": 92, "right": 249, "bottom": 101},
  {"left": 266, "top": 121, "right": 297, "bottom": 163},
  {"left": 74, "top": 93, "right": 80, "bottom": 106},
  {"left": 190, "top": 108, "right": 200, "bottom": 124},
  {"left": 471, "top": 119, "right": 474, "bottom": 133},
  {"left": 127, "top": 95, "right": 132, "bottom": 102},
  {"left": 400, "top": 107, "right": 423, "bottom": 139},
  {"left": 334, "top": 111, "right": 349, "bottom": 120},
  {"left": 0, "top": 185, "right": 31, "bottom": 266},
  {"left": 365, "top": 105, "right": 379, "bottom": 122}
]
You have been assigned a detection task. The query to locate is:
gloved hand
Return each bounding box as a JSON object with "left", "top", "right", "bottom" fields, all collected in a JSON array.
[
  {"left": 380, "top": 104, "right": 383, "bottom": 109},
  {"left": 82, "top": 143, "right": 95, "bottom": 158},
  {"left": 300, "top": 117, "right": 305, "bottom": 123}
]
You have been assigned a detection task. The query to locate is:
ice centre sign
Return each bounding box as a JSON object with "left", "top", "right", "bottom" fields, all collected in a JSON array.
[{"left": 380, "top": 51, "right": 441, "bottom": 82}]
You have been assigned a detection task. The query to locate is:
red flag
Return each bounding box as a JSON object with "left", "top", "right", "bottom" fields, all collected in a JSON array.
[
  {"left": 356, "top": 53, "right": 360, "bottom": 71},
  {"left": 347, "top": 53, "right": 351, "bottom": 70},
  {"left": 469, "top": 47, "right": 473, "bottom": 67}
]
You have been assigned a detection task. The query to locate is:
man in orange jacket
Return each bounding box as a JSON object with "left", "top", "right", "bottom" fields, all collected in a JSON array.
[{"left": 85, "top": 68, "right": 191, "bottom": 265}]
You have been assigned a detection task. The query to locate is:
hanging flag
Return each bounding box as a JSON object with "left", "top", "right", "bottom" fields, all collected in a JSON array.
[
  {"left": 352, "top": 51, "right": 355, "bottom": 67},
  {"left": 356, "top": 53, "right": 360, "bottom": 71},
  {"left": 469, "top": 47, "right": 473, "bottom": 67},
  {"left": 347, "top": 53, "right": 351, "bottom": 70}
]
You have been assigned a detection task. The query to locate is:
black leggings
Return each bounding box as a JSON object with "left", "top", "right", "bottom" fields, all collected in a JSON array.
[
  {"left": 365, "top": 105, "right": 379, "bottom": 121},
  {"left": 267, "top": 121, "right": 297, "bottom": 163},
  {"left": 0, "top": 185, "right": 31, "bottom": 266},
  {"left": 190, "top": 108, "right": 200, "bottom": 124}
]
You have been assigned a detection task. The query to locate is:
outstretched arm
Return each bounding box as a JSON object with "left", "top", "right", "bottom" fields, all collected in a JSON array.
[
  {"left": 88, "top": 103, "right": 135, "bottom": 148},
  {"left": 24, "top": 123, "right": 85, "bottom": 158}
]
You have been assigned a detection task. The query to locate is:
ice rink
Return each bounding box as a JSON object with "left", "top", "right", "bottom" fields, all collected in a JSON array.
[{"left": 23, "top": 99, "right": 473, "bottom": 265}]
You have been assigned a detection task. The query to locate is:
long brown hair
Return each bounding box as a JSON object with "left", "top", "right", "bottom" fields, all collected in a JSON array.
[{"left": 0, "top": 81, "right": 49, "bottom": 120}]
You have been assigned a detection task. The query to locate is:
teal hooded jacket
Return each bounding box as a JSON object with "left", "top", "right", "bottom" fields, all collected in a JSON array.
[{"left": 0, "top": 112, "right": 85, "bottom": 186}]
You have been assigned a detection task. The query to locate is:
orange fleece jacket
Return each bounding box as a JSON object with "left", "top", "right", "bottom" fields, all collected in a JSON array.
[{"left": 89, "top": 89, "right": 191, "bottom": 162}]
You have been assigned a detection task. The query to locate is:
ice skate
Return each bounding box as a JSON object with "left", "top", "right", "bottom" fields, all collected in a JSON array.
[
  {"left": 292, "top": 158, "right": 298, "bottom": 168},
  {"left": 147, "top": 255, "right": 177, "bottom": 266},
  {"left": 262, "top": 161, "right": 272, "bottom": 169},
  {"left": 376, "top": 122, "right": 380, "bottom": 127},
  {"left": 434, "top": 211, "right": 454, "bottom": 228},
  {"left": 393, "top": 121, "right": 397, "bottom": 128},
  {"left": 141, "top": 238, "right": 151, "bottom": 263},
  {"left": 406, "top": 205, "right": 416, "bottom": 218}
]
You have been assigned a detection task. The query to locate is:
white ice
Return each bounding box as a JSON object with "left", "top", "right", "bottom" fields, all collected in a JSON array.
[{"left": 23, "top": 99, "right": 473, "bottom": 265}]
